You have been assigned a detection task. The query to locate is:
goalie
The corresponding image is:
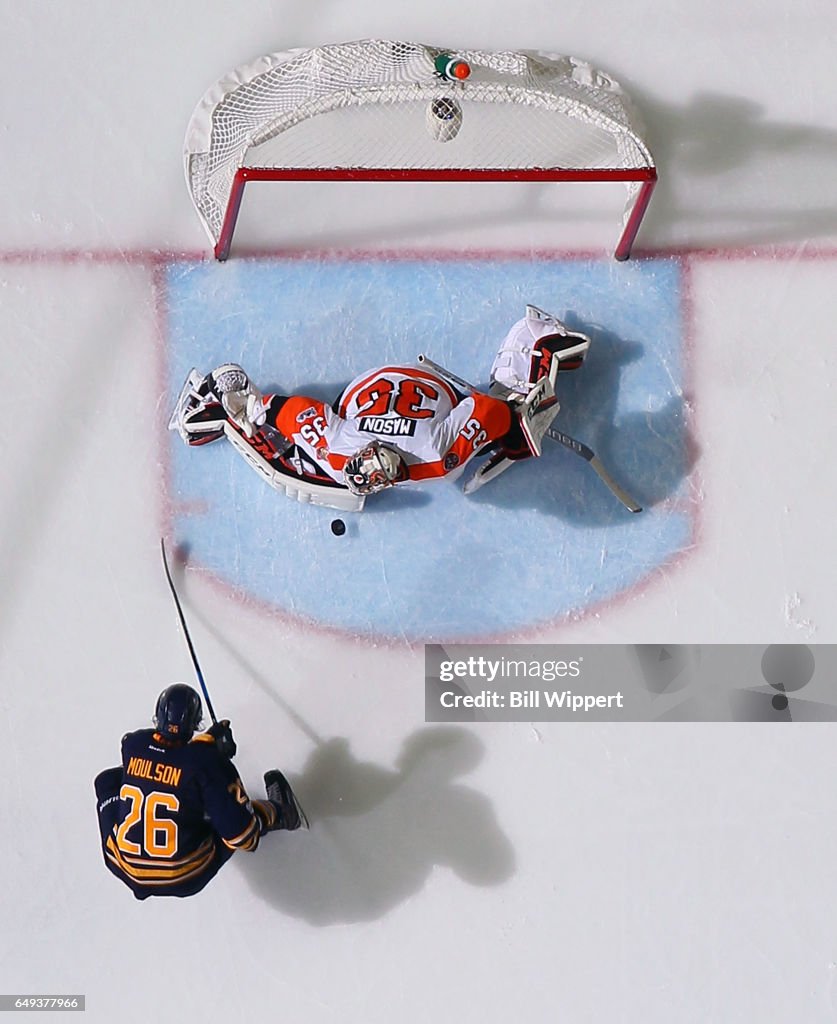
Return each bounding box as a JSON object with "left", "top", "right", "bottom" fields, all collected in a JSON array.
[{"left": 169, "top": 306, "right": 590, "bottom": 512}]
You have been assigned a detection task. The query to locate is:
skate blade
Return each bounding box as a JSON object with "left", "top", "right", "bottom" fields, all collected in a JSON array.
[{"left": 292, "top": 793, "right": 310, "bottom": 830}]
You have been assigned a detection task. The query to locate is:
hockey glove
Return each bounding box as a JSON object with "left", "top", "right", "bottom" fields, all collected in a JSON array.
[
  {"left": 221, "top": 391, "right": 266, "bottom": 439},
  {"left": 206, "top": 719, "right": 237, "bottom": 759}
]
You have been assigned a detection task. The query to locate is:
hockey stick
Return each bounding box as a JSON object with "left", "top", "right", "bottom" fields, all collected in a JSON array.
[
  {"left": 545, "top": 427, "right": 642, "bottom": 513},
  {"left": 160, "top": 537, "right": 218, "bottom": 724},
  {"left": 417, "top": 354, "right": 642, "bottom": 513},
  {"left": 417, "top": 353, "right": 474, "bottom": 395},
  {"left": 159, "top": 538, "right": 310, "bottom": 827}
]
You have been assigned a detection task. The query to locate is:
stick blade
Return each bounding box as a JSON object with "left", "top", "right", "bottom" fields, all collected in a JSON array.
[
  {"left": 161, "top": 536, "right": 192, "bottom": 567},
  {"left": 589, "top": 457, "right": 643, "bottom": 513}
]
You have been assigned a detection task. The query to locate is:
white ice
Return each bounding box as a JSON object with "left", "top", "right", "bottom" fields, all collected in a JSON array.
[{"left": 2, "top": 3, "right": 837, "bottom": 1022}]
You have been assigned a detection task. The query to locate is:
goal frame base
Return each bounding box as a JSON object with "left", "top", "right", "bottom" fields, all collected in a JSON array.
[{"left": 213, "top": 166, "right": 658, "bottom": 262}]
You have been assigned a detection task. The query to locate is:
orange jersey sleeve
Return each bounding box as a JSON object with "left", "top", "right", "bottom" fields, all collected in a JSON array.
[
  {"left": 269, "top": 395, "right": 330, "bottom": 455},
  {"left": 404, "top": 393, "right": 513, "bottom": 480}
]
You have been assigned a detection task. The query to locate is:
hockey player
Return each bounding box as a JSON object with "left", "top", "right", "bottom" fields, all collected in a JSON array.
[
  {"left": 169, "top": 306, "right": 590, "bottom": 506},
  {"left": 94, "top": 683, "right": 305, "bottom": 900}
]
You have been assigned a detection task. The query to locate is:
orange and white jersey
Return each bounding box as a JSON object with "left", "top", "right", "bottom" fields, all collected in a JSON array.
[{"left": 267, "top": 365, "right": 512, "bottom": 483}]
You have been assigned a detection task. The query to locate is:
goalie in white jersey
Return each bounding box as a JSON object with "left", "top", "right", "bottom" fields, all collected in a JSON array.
[{"left": 169, "top": 306, "right": 590, "bottom": 510}]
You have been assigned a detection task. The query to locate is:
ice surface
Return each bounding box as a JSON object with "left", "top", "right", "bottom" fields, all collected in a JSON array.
[{"left": 2, "top": 4, "right": 837, "bottom": 1022}]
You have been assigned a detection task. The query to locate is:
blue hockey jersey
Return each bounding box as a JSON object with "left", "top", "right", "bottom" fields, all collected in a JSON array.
[{"left": 101, "top": 728, "right": 266, "bottom": 893}]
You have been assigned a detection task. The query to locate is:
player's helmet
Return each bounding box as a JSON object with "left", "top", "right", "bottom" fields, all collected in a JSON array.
[
  {"left": 211, "top": 363, "right": 249, "bottom": 395},
  {"left": 344, "top": 441, "right": 404, "bottom": 496},
  {"left": 425, "top": 96, "right": 462, "bottom": 143},
  {"left": 154, "top": 683, "right": 203, "bottom": 741}
]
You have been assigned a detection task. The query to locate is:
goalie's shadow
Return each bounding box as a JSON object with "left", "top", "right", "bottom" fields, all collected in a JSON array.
[
  {"left": 236, "top": 727, "right": 515, "bottom": 924},
  {"left": 464, "top": 318, "right": 696, "bottom": 524}
]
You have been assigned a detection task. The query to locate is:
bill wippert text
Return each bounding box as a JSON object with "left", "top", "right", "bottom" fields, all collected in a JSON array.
[{"left": 439, "top": 690, "right": 625, "bottom": 712}]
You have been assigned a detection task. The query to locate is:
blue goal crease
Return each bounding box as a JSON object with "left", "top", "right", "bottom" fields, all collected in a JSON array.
[{"left": 163, "top": 255, "right": 691, "bottom": 641}]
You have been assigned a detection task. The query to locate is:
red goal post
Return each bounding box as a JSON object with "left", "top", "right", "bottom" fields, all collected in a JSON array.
[{"left": 184, "top": 41, "right": 657, "bottom": 261}]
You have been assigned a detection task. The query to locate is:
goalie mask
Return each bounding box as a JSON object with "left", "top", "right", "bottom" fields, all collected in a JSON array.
[{"left": 344, "top": 442, "right": 404, "bottom": 496}]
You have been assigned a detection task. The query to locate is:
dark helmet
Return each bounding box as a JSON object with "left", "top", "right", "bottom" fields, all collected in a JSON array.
[{"left": 154, "top": 683, "right": 203, "bottom": 741}]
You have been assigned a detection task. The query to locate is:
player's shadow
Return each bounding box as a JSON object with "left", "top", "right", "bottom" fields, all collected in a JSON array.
[
  {"left": 465, "top": 316, "right": 697, "bottom": 523},
  {"left": 236, "top": 727, "right": 516, "bottom": 924}
]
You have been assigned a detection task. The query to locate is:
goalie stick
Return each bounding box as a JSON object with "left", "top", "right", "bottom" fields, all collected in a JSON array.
[
  {"left": 416, "top": 354, "right": 642, "bottom": 514},
  {"left": 544, "top": 426, "right": 642, "bottom": 514}
]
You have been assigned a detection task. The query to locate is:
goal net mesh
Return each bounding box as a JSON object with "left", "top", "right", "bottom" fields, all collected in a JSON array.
[{"left": 185, "top": 40, "right": 654, "bottom": 251}]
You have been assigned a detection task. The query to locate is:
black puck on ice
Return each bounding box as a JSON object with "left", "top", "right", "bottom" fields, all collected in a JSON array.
[{"left": 331, "top": 519, "right": 346, "bottom": 536}]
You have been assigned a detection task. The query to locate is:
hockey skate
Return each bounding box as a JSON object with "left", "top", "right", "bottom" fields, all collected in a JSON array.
[
  {"left": 264, "top": 770, "right": 309, "bottom": 831},
  {"left": 526, "top": 323, "right": 591, "bottom": 383}
]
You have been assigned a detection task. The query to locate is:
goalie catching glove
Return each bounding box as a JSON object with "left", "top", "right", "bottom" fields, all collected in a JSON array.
[{"left": 211, "top": 363, "right": 267, "bottom": 438}]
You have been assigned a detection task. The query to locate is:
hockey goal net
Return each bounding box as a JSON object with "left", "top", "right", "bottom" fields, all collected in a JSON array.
[{"left": 185, "top": 40, "right": 656, "bottom": 261}]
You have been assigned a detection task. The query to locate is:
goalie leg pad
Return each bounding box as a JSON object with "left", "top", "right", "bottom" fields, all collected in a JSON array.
[
  {"left": 490, "top": 306, "right": 591, "bottom": 396},
  {"left": 529, "top": 332, "right": 590, "bottom": 384},
  {"left": 185, "top": 426, "right": 225, "bottom": 446}
]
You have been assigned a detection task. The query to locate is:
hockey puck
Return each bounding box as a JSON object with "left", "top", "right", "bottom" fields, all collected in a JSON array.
[{"left": 331, "top": 519, "right": 346, "bottom": 536}]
